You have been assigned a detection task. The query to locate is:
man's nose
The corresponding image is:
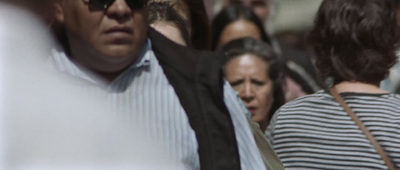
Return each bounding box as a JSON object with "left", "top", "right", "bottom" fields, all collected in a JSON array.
[{"left": 106, "top": 0, "right": 132, "bottom": 20}]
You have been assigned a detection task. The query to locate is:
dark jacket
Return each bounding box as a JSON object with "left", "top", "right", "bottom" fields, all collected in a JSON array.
[{"left": 149, "top": 28, "right": 241, "bottom": 170}]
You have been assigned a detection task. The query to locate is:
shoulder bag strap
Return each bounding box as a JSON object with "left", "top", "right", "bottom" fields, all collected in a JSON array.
[{"left": 329, "top": 88, "right": 396, "bottom": 170}]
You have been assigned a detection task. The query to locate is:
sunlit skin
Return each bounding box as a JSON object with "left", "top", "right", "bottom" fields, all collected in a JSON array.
[
  {"left": 217, "top": 19, "right": 262, "bottom": 48},
  {"left": 55, "top": 0, "right": 148, "bottom": 81},
  {"left": 150, "top": 0, "right": 190, "bottom": 23},
  {"left": 151, "top": 22, "right": 187, "bottom": 46},
  {"left": 225, "top": 54, "right": 273, "bottom": 131}
]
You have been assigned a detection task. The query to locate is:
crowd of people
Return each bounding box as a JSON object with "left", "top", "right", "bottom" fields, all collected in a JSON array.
[{"left": 1, "top": 0, "right": 400, "bottom": 169}]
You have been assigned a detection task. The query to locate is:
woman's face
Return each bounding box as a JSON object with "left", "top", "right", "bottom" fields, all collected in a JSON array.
[
  {"left": 217, "top": 19, "right": 262, "bottom": 48},
  {"left": 225, "top": 54, "right": 274, "bottom": 124},
  {"left": 222, "top": 0, "right": 270, "bottom": 22}
]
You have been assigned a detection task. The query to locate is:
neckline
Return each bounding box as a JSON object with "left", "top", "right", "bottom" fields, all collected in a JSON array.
[
  {"left": 323, "top": 89, "right": 391, "bottom": 97},
  {"left": 332, "top": 81, "right": 388, "bottom": 94}
]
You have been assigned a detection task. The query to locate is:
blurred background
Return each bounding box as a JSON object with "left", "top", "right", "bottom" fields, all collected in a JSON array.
[{"left": 205, "top": 0, "right": 322, "bottom": 53}]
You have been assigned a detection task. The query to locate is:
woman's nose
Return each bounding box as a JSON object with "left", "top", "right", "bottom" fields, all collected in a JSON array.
[{"left": 239, "top": 83, "right": 255, "bottom": 101}]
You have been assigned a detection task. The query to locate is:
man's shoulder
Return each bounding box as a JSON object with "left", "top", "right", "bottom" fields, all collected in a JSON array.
[{"left": 148, "top": 27, "right": 223, "bottom": 63}]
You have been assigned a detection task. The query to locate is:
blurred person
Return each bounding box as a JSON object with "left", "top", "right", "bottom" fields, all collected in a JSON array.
[
  {"left": 213, "top": 0, "right": 275, "bottom": 35},
  {"left": 182, "top": 0, "right": 211, "bottom": 50},
  {"left": 220, "top": 38, "right": 284, "bottom": 132},
  {"left": 3, "top": 60, "right": 181, "bottom": 170},
  {"left": 150, "top": 0, "right": 189, "bottom": 18},
  {"left": 53, "top": 0, "right": 268, "bottom": 169},
  {"left": 148, "top": 1, "right": 190, "bottom": 46},
  {"left": 221, "top": 0, "right": 271, "bottom": 23},
  {"left": 212, "top": 5, "right": 321, "bottom": 102},
  {"left": 214, "top": 0, "right": 313, "bottom": 56},
  {"left": 380, "top": 54, "right": 400, "bottom": 93},
  {"left": 0, "top": 0, "right": 180, "bottom": 169},
  {"left": 1, "top": 3, "right": 58, "bottom": 167},
  {"left": 211, "top": 5, "right": 271, "bottom": 50},
  {"left": 1, "top": 0, "right": 58, "bottom": 24},
  {"left": 213, "top": 0, "right": 278, "bottom": 57},
  {"left": 148, "top": 4, "right": 283, "bottom": 167},
  {"left": 148, "top": 0, "right": 191, "bottom": 29},
  {"left": 149, "top": 0, "right": 211, "bottom": 50},
  {"left": 267, "top": 0, "right": 400, "bottom": 169},
  {"left": 381, "top": 2, "right": 400, "bottom": 93},
  {"left": 214, "top": 0, "right": 325, "bottom": 97}
]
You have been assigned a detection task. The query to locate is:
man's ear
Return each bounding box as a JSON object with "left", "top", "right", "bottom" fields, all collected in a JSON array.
[{"left": 54, "top": 0, "right": 64, "bottom": 23}]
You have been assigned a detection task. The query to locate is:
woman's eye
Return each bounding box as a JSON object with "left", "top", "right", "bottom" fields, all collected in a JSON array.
[
  {"left": 252, "top": 80, "right": 265, "bottom": 86},
  {"left": 229, "top": 80, "right": 243, "bottom": 88}
]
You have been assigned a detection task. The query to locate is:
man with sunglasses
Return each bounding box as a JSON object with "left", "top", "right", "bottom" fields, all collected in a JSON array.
[
  {"left": 1, "top": 0, "right": 184, "bottom": 169},
  {"left": 53, "top": 0, "right": 267, "bottom": 169}
]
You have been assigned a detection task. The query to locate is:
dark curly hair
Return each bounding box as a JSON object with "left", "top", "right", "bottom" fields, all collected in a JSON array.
[
  {"left": 308, "top": 0, "right": 400, "bottom": 85},
  {"left": 148, "top": 1, "right": 191, "bottom": 46},
  {"left": 219, "top": 38, "right": 284, "bottom": 124}
]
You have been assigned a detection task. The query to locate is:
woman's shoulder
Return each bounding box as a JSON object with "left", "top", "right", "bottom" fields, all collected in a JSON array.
[
  {"left": 279, "top": 90, "right": 334, "bottom": 110},
  {"left": 276, "top": 90, "right": 400, "bottom": 117},
  {"left": 283, "top": 90, "right": 400, "bottom": 107}
]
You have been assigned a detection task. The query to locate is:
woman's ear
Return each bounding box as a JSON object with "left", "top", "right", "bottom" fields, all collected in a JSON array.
[{"left": 54, "top": 0, "right": 64, "bottom": 23}]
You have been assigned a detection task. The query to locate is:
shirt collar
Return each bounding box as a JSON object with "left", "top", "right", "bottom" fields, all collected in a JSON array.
[
  {"left": 126, "top": 39, "right": 152, "bottom": 71},
  {"left": 51, "top": 39, "right": 153, "bottom": 87},
  {"left": 110, "top": 39, "right": 152, "bottom": 84}
]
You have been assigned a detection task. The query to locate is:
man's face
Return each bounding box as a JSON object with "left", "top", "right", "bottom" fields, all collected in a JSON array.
[{"left": 56, "top": 0, "right": 148, "bottom": 73}]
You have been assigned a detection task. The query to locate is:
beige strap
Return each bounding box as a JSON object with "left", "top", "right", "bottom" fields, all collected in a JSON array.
[
  {"left": 329, "top": 88, "right": 396, "bottom": 170},
  {"left": 245, "top": 116, "right": 284, "bottom": 170}
]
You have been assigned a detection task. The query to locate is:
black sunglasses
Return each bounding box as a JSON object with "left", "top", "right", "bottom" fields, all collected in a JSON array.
[{"left": 87, "top": 0, "right": 147, "bottom": 9}]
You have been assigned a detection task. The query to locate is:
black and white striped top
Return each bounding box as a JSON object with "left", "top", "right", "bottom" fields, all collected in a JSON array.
[{"left": 267, "top": 90, "right": 400, "bottom": 169}]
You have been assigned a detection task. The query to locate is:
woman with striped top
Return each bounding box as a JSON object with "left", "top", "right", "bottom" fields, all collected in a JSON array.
[{"left": 267, "top": 0, "right": 400, "bottom": 169}]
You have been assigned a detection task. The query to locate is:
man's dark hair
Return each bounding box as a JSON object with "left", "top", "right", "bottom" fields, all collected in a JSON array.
[
  {"left": 308, "top": 0, "right": 400, "bottom": 85},
  {"left": 220, "top": 37, "right": 284, "bottom": 123},
  {"left": 148, "top": 1, "right": 191, "bottom": 46},
  {"left": 211, "top": 5, "right": 271, "bottom": 50}
]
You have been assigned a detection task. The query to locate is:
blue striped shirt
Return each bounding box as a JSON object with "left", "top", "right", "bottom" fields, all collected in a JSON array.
[{"left": 50, "top": 40, "right": 266, "bottom": 170}]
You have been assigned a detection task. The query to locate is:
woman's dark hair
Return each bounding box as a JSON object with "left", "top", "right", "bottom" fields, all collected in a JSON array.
[
  {"left": 185, "top": 0, "right": 211, "bottom": 50},
  {"left": 148, "top": 1, "right": 191, "bottom": 46},
  {"left": 308, "top": 0, "right": 400, "bottom": 85},
  {"left": 212, "top": 5, "right": 271, "bottom": 50},
  {"left": 220, "top": 37, "right": 284, "bottom": 123}
]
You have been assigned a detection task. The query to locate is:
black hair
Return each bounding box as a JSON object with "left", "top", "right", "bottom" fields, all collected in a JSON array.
[
  {"left": 220, "top": 37, "right": 284, "bottom": 124},
  {"left": 148, "top": 1, "right": 191, "bottom": 46},
  {"left": 308, "top": 0, "right": 400, "bottom": 85},
  {"left": 211, "top": 5, "right": 271, "bottom": 50},
  {"left": 185, "top": 0, "right": 211, "bottom": 50}
]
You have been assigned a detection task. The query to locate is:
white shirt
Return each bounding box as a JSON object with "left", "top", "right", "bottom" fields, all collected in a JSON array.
[
  {"left": 0, "top": 3, "right": 181, "bottom": 169},
  {"left": 50, "top": 40, "right": 266, "bottom": 170}
]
